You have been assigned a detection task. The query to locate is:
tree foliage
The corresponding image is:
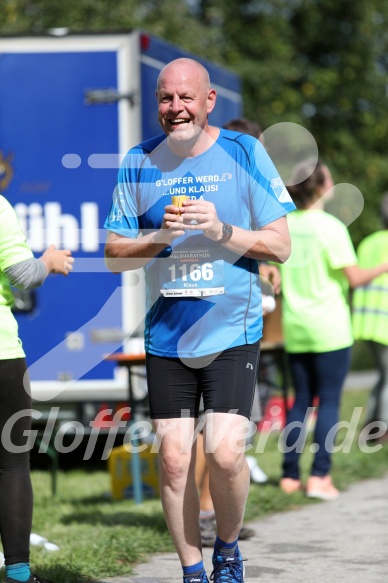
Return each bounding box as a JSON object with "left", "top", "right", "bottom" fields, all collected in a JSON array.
[{"left": 1, "top": 0, "right": 387, "bottom": 243}]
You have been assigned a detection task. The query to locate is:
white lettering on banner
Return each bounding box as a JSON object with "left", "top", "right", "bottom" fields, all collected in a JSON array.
[
  {"left": 81, "top": 203, "right": 99, "bottom": 251},
  {"left": 168, "top": 187, "right": 187, "bottom": 195},
  {"left": 195, "top": 175, "right": 220, "bottom": 182},
  {"left": 46, "top": 203, "right": 79, "bottom": 250},
  {"left": 156, "top": 176, "right": 194, "bottom": 187},
  {"left": 188, "top": 185, "right": 218, "bottom": 193},
  {"left": 14, "top": 203, "right": 45, "bottom": 251},
  {"left": 156, "top": 174, "right": 233, "bottom": 188},
  {"left": 14, "top": 202, "right": 99, "bottom": 252}
]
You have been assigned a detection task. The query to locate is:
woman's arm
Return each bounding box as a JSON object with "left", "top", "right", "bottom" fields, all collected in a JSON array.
[
  {"left": 343, "top": 263, "right": 388, "bottom": 288},
  {"left": 5, "top": 245, "right": 74, "bottom": 289}
]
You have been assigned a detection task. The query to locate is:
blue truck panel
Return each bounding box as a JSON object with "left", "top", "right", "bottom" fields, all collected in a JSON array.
[
  {"left": 0, "top": 49, "right": 122, "bottom": 381},
  {"left": 0, "top": 31, "right": 242, "bottom": 394}
]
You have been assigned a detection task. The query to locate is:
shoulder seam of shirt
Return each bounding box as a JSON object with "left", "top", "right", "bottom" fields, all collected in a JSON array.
[
  {"left": 130, "top": 133, "right": 166, "bottom": 155},
  {"left": 222, "top": 134, "right": 251, "bottom": 165}
]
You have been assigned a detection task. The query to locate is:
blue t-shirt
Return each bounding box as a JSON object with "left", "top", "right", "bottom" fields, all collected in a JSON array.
[{"left": 104, "top": 129, "right": 295, "bottom": 358}]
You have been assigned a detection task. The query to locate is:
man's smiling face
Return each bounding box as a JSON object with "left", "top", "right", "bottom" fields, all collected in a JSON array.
[{"left": 156, "top": 59, "right": 216, "bottom": 148}]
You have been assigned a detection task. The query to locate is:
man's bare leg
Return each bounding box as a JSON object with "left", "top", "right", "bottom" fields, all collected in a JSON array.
[
  {"left": 204, "top": 412, "right": 250, "bottom": 543},
  {"left": 153, "top": 416, "right": 203, "bottom": 566}
]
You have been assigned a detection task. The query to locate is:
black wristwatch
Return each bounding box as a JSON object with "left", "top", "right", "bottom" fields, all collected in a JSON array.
[{"left": 217, "top": 222, "right": 233, "bottom": 245}]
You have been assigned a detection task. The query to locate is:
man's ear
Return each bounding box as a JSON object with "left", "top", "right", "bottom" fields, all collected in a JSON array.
[{"left": 207, "top": 89, "right": 217, "bottom": 114}]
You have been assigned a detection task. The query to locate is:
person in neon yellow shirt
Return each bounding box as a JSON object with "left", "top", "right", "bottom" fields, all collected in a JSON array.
[
  {"left": 279, "top": 161, "right": 388, "bottom": 500},
  {"left": 353, "top": 193, "right": 388, "bottom": 443},
  {"left": 0, "top": 194, "right": 73, "bottom": 583}
]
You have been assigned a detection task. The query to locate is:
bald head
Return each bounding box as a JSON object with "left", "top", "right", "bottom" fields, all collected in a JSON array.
[
  {"left": 157, "top": 58, "right": 211, "bottom": 93},
  {"left": 155, "top": 56, "right": 217, "bottom": 153}
]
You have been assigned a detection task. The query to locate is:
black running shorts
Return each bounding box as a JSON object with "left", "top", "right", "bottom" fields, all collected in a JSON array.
[{"left": 146, "top": 342, "right": 260, "bottom": 419}]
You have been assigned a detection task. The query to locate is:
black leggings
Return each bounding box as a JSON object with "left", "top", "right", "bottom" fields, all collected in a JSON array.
[{"left": 0, "top": 358, "right": 33, "bottom": 566}]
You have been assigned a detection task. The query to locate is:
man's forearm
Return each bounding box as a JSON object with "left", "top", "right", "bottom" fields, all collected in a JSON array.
[
  {"left": 104, "top": 216, "right": 291, "bottom": 273},
  {"left": 220, "top": 222, "right": 291, "bottom": 264},
  {"left": 104, "top": 230, "right": 172, "bottom": 272}
]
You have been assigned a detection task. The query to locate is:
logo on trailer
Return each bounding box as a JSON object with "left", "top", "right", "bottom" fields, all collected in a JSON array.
[{"left": 14, "top": 202, "right": 99, "bottom": 252}]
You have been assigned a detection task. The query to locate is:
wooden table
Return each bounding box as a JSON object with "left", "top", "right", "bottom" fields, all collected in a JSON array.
[{"left": 105, "top": 352, "right": 147, "bottom": 413}]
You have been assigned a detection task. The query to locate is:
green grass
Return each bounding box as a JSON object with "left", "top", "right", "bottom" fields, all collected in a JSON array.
[{"left": 1, "top": 388, "right": 387, "bottom": 583}]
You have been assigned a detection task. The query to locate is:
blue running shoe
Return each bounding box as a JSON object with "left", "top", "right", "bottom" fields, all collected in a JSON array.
[
  {"left": 183, "top": 570, "right": 209, "bottom": 583},
  {"left": 210, "top": 549, "right": 245, "bottom": 583}
]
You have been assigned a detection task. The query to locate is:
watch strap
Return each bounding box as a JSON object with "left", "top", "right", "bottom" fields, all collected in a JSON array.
[{"left": 217, "top": 222, "right": 233, "bottom": 245}]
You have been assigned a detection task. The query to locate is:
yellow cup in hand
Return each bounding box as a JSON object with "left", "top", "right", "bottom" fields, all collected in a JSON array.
[{"left": 171, "top": 195, "right": 190, "bottom": 215}]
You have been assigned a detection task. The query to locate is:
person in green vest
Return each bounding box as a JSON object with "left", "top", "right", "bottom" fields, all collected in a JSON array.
[
  {"left": 353, "top": 193, "right": 388, "bottom": 444},
  {"left": 0, "top": 194, "right": 74, "bottom": 583},
  {"left": 278, "top": 160, "right": 388, "bottom": 500}
]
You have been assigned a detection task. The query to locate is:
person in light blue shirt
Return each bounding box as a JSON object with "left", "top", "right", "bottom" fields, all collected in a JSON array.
[
  {"left": 106, "top": 129, "right": 293, "bottom": 359},
  {"left": 104, "top": 58, "right": 294, "bottom": 583}
]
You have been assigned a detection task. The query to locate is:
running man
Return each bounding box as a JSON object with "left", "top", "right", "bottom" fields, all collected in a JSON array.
[{"left": 104, "top": 58, "right": 294, "bottom": 583}]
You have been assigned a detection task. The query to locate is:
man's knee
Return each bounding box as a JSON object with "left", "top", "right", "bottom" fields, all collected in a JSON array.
[
  {"left": 160, "top": 445, "right": 192, "bottom": 475},
  {"left": 206, "top": 448, "right": 246, "bottom": 478},
  {"left": 156, "top": 426, "right": 195, "bottom": 482}
]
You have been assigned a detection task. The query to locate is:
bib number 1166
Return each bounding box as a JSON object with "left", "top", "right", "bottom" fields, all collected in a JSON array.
[{"left": 168, "top": 262, "right": 213, "bottom": 282}]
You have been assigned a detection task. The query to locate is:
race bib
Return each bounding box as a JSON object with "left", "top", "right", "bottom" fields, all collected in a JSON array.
[{"left": 160, "top": 248, "right": 225, "bottom": 297}]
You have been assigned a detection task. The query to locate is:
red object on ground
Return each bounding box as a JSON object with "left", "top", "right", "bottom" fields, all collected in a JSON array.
[{"left": 258, "top": 396, "right": 319, "bottom": 432}]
